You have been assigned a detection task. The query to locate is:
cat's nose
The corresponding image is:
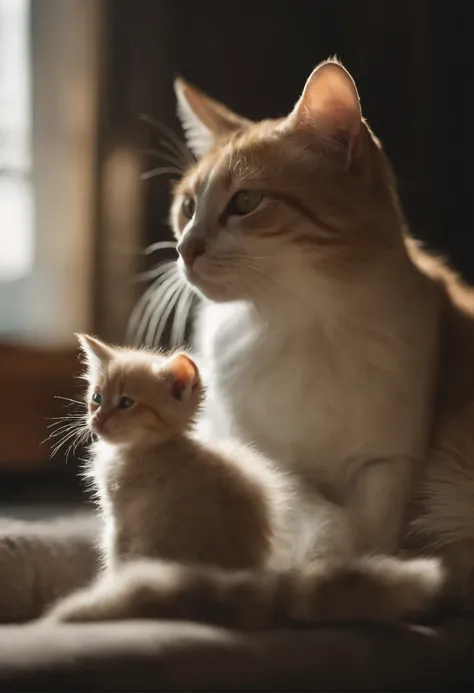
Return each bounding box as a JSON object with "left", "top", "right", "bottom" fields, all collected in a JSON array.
[
  {"left": 95, "top": 410, "right": 109, "bottom": 425},
  {"left": 177, "top": 237, "right": 206, "bottom": 267}
]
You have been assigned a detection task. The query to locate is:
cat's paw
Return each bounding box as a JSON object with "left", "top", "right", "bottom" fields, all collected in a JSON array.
[
  {"left": 43, "top": 560, "right": 188, "bottom": 624},
  {"left": 286, "top": 556, "right": 444, "bottom": 624},
  {"left": 45, "top": 596, "right": 100, "bottom": 624},
  {"left": 44, "top": 584, "right": 116, "bottom": 624}
]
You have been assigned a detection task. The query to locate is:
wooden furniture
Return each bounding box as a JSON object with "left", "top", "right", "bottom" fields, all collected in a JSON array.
[{"left": 0, "top": 344, "right": 80, "bottom": 469}]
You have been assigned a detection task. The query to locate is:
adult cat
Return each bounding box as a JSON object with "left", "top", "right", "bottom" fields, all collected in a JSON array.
[
  {"left": 171, "top": 59, "right": 438, "bottom": 564},
  {"left": 170, "top": 59, "right": 474, "bottom": 604},
  {"left": 50, "top": 58, "right": 474, "bottom": 627}
]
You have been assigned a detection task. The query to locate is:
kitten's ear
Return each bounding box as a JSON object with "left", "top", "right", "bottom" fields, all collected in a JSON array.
[
  {"left": 286, "top": 59, "right": 362, "bottom": 158},
  {"left": 76, "top": 334, "right": 114, "bottom": 366},
  {"left": 164, "top": 352, "right": 199, "bottom": 403},
  {"left": 174, "top": 77, "right": 251, "bottom": 158}
]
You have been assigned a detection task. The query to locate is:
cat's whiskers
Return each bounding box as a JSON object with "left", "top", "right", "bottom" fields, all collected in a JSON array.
[
  {"left": 141, "top": 166, "right": 183, "bottom": 181},
  {"left": 170, "top": 284, "right": 194, "bottom": 347},
  {"left": 46, "top": 415, "right": 91, "bottom": 462},
  {"left": 47, "top": 414, "right": 85, "bottom": 423},
  {"left": 140, "top": 113, "right": 195, "bottom": 168},
  {"left": 158, "top": 138, "right": 190, "bottom": 170},
  {"left": 150, "top": 282, "right": 187, "bottom": 346},
  {"left": 134, "top": 259, "right": 176, "bottom": 284},
  {"left": 145, "top": 148, "right": 187, "bottom": 174},
  {"left": 142, "top": 272, "right": 185, "bottom": 346},
  {"left": 127, "top": 264, "right": 179, "bottom": 344},
  {"left": 144, "top": 241, "right": 177, "bottom": 256}
]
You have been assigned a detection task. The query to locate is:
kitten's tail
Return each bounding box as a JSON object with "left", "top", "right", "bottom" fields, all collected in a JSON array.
[{"left": 48, "top": 555, "right": 444, "bottom": 628}]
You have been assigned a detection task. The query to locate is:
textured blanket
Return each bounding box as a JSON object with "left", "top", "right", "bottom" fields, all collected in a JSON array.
[{"left": 0, "top": 515, "right": 472, "bottom": 691}]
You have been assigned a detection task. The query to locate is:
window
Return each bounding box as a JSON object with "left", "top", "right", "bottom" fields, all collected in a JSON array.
[
  {"left": 0, "top": 0, "right": 101, "bottom": 346},
  {"left": 0, "top": 0, "right": 33, "bottom": 284},
  {"left": 0, "top": 0, "right": 103, "bottom": 469}
]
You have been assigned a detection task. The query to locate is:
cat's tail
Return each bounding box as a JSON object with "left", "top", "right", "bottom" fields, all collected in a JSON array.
[{"left": 47, "top": 554, "right": 444, "bottom": 628}]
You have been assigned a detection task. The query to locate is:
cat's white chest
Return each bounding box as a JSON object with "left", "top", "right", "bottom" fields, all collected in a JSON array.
[
  {"left": 197, "top": 300, "right": 428, "bottom": 482},
  {"left": 198, "top": 303, "right": 358, "bottom": 477}
]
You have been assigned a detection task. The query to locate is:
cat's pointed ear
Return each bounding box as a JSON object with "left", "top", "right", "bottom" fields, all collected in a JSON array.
[
  {"left": 287, "top": 59, "right": 362, "bottom": 158},
  {"left": 174, "top": 77, "right": 251, "bottom": 158},
  {"left": 76, "top": 334, "right": 114, "bottom": 366},
  {"left": 164, "top": 352, "right": 199, "bottom": 403}
]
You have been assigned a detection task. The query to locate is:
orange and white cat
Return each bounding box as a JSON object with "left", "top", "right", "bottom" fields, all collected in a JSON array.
[
  {"left": 75, "top": 334, "right": 307, "bottom": 573},
  {"left": 172, "top": 60, "right": 438, "bottom": 564},
  {"left": 170, "top": 59, "right": 474, "bottom": 608},
  {"left": 46, "top": 57, "right": 469, "bottom": 628}
]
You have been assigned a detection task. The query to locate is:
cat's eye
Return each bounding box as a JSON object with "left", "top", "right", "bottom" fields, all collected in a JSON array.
[
  {"left": 118, "top": 396, "right": 135, "bottom": 410},
  {"left": 181, "top": 196, "right": 196, "bottom": 220},
  {"left": 92, "top": 392, "right": 102, "bottom": 405},
  {"left": 227, "top": 190, "right": 263, "bottom": 216}
]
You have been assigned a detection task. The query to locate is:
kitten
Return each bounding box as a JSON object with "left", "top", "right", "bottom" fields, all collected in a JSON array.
[{"left": 76, "top": 334, "right": 303, "bottom": 573}]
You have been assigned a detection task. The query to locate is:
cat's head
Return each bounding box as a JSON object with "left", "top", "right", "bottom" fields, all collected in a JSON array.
[
  {"left": 77, "top": 334, "right": 202, "bottom": 445},
  {"left": 170, "top": 58, "right": 403, "bottom": 308}
]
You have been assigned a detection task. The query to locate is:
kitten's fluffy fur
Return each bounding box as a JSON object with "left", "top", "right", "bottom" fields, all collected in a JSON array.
[
  {"left": 76, "top": 335, "right": 301, "bottom": 573},
  {"left": 48, "top": 58, "right": 474, "bottom": 627}
]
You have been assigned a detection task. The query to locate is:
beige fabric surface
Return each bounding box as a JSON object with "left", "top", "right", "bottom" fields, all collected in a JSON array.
[
  {"left": 0, "top": 515, "right": 472, "bottom": 690},
  {"left": 0, "top": 619, "right": 472, "bottom": 691}
]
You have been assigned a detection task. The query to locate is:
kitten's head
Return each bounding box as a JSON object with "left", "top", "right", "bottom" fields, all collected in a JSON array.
[
  {"left": 77, "top": 334, "right": 202, "bottom": 445},
  {"left": 171, "top": 58, "right": 403, "bottom": 307}
]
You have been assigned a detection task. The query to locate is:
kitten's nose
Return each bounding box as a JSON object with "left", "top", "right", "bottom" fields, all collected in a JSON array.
[
  {"left": 177, "top": 237, "right": 206, "bottom": 267},
  {"left": 95, "top": 410, "right": 109, "bottom": 425}
]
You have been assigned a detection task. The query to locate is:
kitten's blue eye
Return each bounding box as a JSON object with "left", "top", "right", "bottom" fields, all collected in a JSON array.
[
  {"left": 119, "top": 396, "right": 135, "bottom": 409},
  {"left": 92, "top": 392, "right": 102, "bottom": 405}
]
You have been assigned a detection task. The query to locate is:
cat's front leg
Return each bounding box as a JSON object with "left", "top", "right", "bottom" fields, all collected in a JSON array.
[
  {"left": 301, "top": 491, "right": 355, "bottom": 562},
  {"left": 44, "top": 560, "right": 191, "bottom": 624},
  {"left": 43, "top": 578, "right": 123, "bottom": 624},
  {"left": 348, "top": 456, "right": 415, "bottom": 555}
]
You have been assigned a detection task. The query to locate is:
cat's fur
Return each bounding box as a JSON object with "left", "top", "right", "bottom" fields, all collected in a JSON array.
[
  {"left": 46, "top": 58, "right": 472, "bottom": 628},
  {"left": 169, "top": 59, "right": 474, "bottom": 609},
  {"left": 47, "top": 553, "right": 443, "bottom": 626},
  {"left": 171, "top": 61, "right": 439, "bottom": 567},
  {"left": 77, "top": 334, "right": 304, "bottom": 573}
]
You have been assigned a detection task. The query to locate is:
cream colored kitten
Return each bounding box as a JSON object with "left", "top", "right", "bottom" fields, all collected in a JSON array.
[{"left": 76, "top": 334, "right": 303, "bottom": 573}]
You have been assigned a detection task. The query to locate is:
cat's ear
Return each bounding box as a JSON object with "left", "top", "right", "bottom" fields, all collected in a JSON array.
[
  {"left": 76, "top": 334, "right": 114, "bottom": 367},
  {"left": 286, "top": 59, "right": 362, "bottom": 159},
  {"left": 164, "top": 352, "right": 199, "bottom": 403},
  {"left": 174, "top": 77, "right": 251, "bottom": 158}
]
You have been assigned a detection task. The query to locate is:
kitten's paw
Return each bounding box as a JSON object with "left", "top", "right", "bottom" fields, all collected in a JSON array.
[
  {"left": 45, "top": 588, "right": 109, "bottom": 624},
  {"left": 43, "top": 560, "right": 193, "bottom": 624}
]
